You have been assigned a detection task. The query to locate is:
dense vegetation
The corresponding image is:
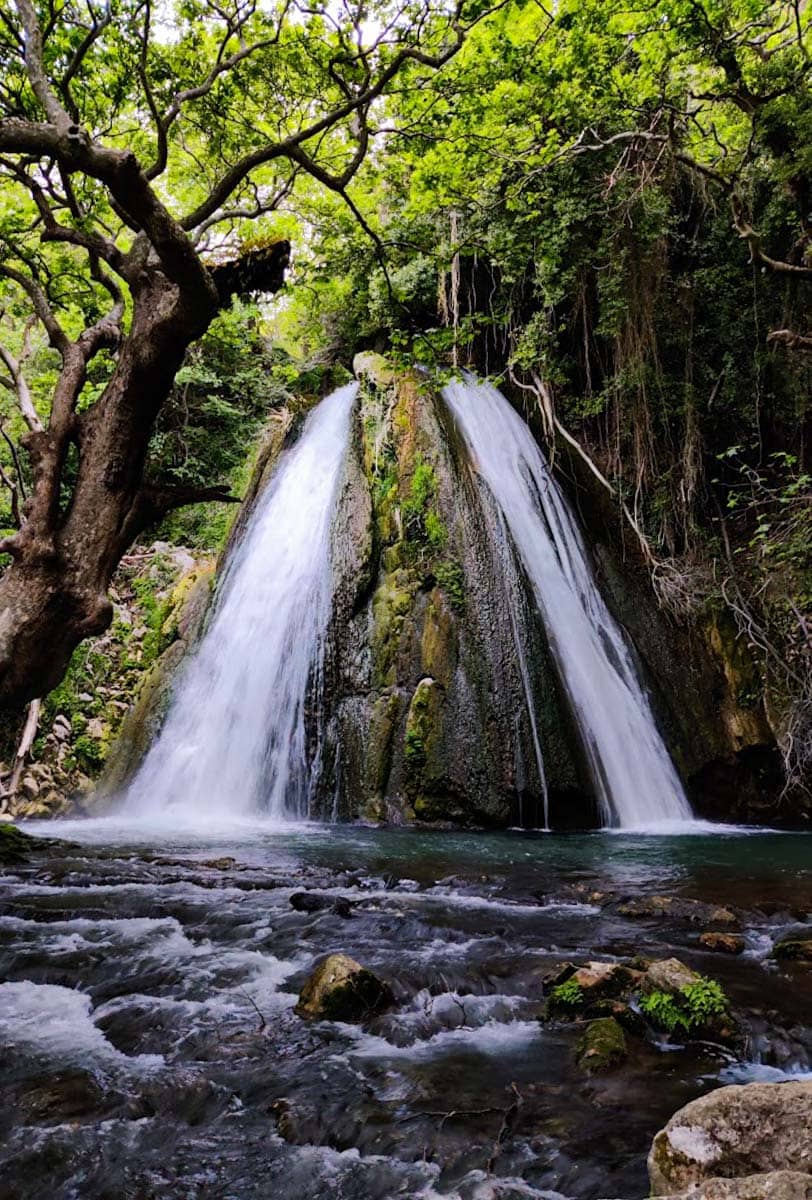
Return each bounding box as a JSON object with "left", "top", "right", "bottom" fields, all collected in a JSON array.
[{"left": 0, "top": 0, "right": 809, "bottom": 798}]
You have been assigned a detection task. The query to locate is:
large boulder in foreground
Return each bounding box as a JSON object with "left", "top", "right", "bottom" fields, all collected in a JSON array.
[
  {"left": 295, "top": 953, "right": 393, "bottom": 1021},
  {"left": 649, "top": 1081, "right": 812, "bottom": 1195},
  {"left": 656, "top": 1173, "right": 812, "bottom": 1200}
]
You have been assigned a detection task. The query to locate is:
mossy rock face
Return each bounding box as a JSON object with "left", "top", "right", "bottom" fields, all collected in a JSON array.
[
  {"left": 576, "top": 1017, "right": 628, "bottom": 1072},
  {"left": 295, "top": 953, "right": 394, "bottom": 1021}
]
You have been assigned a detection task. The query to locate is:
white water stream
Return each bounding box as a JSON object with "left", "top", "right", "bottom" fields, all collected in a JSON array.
[
  {"left": 125, "top": 383, "right": 357, "bottom": 820},
  {"left": 443, "top": 376, "right": 692, "bottom": 829}
]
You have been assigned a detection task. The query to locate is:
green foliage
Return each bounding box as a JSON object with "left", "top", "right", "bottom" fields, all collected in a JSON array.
[
  {"left": 435, "top": 560, "right": 465, "bottom": 611},
  {"left": 640, "top": 976, "right": 729, "bottom": 1034},
  {"left": 404, "top": 727, "right": 426, "bottom": 767},
  {"left": 551, "top": 978, "right": 584, "bottom": 1008}
]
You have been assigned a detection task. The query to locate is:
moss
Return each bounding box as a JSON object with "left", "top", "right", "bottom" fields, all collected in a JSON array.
[
  {"left": 420, "top": 591, "right": 456, "bottom": 686},
  {"left": 576, "top": 1018, "right": 627, "bottom": 1072},
  {"left": 371, "top": 574, "right": 416, "bottom": 687},
  {"left": 435, "top": 560, "right": 465, "bottom": 611},
  {"left": 0, "top": 822, "right": 36, "bottom": 863},
  {"left": 404, "top": 677, "right": 443, "bottom": 783}
]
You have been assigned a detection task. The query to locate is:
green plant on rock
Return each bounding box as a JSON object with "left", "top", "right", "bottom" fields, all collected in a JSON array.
[
  {"left": 640, "top": 975, "right": 729, "bottom": 1034},
  {"left": 551, "top": 978, "right": 584, "bottom": 1008},
  {"left": 435, "top": 561, "right": 465, "bottom": 611}
]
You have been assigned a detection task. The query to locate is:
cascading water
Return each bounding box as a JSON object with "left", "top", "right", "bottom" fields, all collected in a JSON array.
[
  {"left": 443, "top": 376, "right": 692, "bottom": 829},
  {"left": 125, "top": 383, "right": 357, "bottom": 820}
]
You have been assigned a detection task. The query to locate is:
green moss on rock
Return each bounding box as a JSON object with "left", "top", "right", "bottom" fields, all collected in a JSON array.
[{"left": 576, "top": 1017, "right": 628, "bottom": 1072}]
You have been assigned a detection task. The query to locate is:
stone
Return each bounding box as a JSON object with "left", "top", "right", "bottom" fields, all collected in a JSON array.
[
  {"left": 618, "top": 895, "right": 738, "bottom": 926},
  {"left": 772, "top": 939, "right": 812, "bottom": 963},
  {"left": 52, "top": 722, "right": 71, "bottom": 742},
  {"left": 648, "top": 1081, "right": 812, "bottom": 1195},
  {"left": 0, "top": 822, "right": 35, "bottom": 863},
  {"left": 643, "top": 958, "right": 701, "bottom": 995},
  {"left": 295, "top": 953, "right": 393, "bottom": 1021},
  {"left": 576, "top": 1017, "right": 627, "bottom": 1072},
  {"left": 700, "top": 933, "right": 745, "bottom": 955},
  {"left": 572, "top": 960, "right": 633, "bottom": 998},
  {"left": 656, "top": 1172, "right": 812, "bottom": 1200},
  {"left": 20, "top": 774, "right": 40, "bottom": 798},
  {"left": 290, "top": 892, "right": 355, "bottom": 918}
]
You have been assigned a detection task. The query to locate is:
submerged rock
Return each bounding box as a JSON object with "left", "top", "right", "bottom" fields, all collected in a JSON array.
[
  {"left": 576, "top": 1017, "right": 627, "bottom": 1072},
  {"left": 295, "top": 953, "right": 393, "bottom": 1021},
  {"left": 648, "top": 1080, "right": 812, "bottom": 1195}
]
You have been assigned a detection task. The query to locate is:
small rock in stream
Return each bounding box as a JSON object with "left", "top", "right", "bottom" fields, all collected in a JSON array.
[
  {"left": 576, "top": 1017, "right": 628, "bottom": 1072},
  {"left": 290, "top": 892, "right": 355, "bottom": 918},
  {"left": 699, "top": 932, "right": 745, "bottom": 954},
  {"left": 295, "top": 952, "right": 394, "bottom": 1021},
  {"left": 772, "top": 937, "right": 812, "bottom": 963}
]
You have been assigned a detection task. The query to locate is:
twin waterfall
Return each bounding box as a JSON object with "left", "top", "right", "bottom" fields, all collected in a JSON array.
[{"left": 125, "top": 377, "right": 691, "bottom": 830}]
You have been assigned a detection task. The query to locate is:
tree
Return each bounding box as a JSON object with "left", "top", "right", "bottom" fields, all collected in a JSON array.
[{"left": 0, "top": 0, "right": 495, "bottom": 709}]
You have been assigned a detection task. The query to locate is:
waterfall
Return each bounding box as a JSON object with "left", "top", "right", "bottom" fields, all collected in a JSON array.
[
  {"left": 125, "top": 383, "right": 357, "bottom": 821},
  {"left": 443, "top": 376, "right": 692, "bottom": 829}
]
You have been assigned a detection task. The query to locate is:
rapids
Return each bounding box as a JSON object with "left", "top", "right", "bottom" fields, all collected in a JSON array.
[{"left": 1, "top": 823, "right": 809, "bottom": 1200}]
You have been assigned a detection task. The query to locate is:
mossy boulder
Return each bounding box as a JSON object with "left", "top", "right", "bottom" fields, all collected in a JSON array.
[
  {"left": 295, "top": 953, "right": 394, "bottom": 1021},
  {"left": 0, "top": 821, "right": 36, "bottom": 863},
  {"left": 648, "top": 1081, "right": 812, "bottom": 1195},
  {"left": 772, "top": 937, "right": 812, "bottom": 963},
  {"left": 576, "top": 1017, "right": 628, "bottom": 1072}
]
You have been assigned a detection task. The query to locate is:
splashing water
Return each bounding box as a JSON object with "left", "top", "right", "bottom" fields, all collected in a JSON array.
[
  {"left": 125, "top": 383, "right": 357, "bottom": 821},
  {"left": 443, "top": 376, "right": 691, "bottom": 829}
]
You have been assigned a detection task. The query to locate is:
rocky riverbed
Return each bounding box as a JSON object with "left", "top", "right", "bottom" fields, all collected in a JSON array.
[{"left": 0, "top": 820, "right": 810, "bottom": 1199}]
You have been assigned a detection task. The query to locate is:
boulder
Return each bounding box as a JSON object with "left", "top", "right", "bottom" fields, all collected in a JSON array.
[
  {"left": 700, "top": 933, "right": 745, "bottom": 955},
  {"left": 572, "top": 960, "right": 634, "bottom": 998},
  {"left": 648, "top": 1081, "right": 812, "bottom": 1195},
  {"left": 643, "top": 958, "right": 701, "bottom": 995},
  {"left": 576, "top": 1017, "right": 627, "bottom": 1072},
  {"left": 772, "top": 938, "right": 812, "bottom": 963},
  {"left": 618, "top": 896, "right": 738, "bottom": 926},
  {"left": 656, "top": 1172, "right": 812, "bottom": 1200},
  {"left": 295, "top": 953, "right": 393, "bottom": 1021}
]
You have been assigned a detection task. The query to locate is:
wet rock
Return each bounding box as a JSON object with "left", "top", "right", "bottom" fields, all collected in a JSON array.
[
  {"left": 772, "top": 938, "right": 812, "bottom": 963},
  {"left": 648, "top": 1080, "right": 812, "bottom": 1195},
  {"left": 643, "top": 958, "right": 700, "bottom": 995},
  {"left": 202, "top": 857, "right": 237, "bottom": 870},
  {"left": 656, "top": 1172, "right": 812, "bottom": 1200},
  {"left": 13, "top": 1069, "right": 108, "bottom": 1124},
  {"left": 0, "top": 822, "right": 35, "bottom": 863},
  {"left": 700, "top": 933, "right": 745, "bottom": 955},
  {"left": 295, "top": 953, "right": 393, "bottom": 1021},
  {"left": 290, "top": 892, "right": 355, "bottom": 918},
  {"left": 576, "top": 1017, "right": 627, "bottom": 1072},
  {"left": 618, "top": 895, "right": 738, "bottom": 926},
  {"left": 542, "top": 962, "right": 576, "bottom": 989},
  {"left": 572, "top": 960, "right": 637, "bottom": 999}
]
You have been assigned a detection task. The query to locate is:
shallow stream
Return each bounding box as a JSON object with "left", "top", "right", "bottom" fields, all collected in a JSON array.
[{"left": 1, "top": 821, "right": 810, "bottom": 1200}]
